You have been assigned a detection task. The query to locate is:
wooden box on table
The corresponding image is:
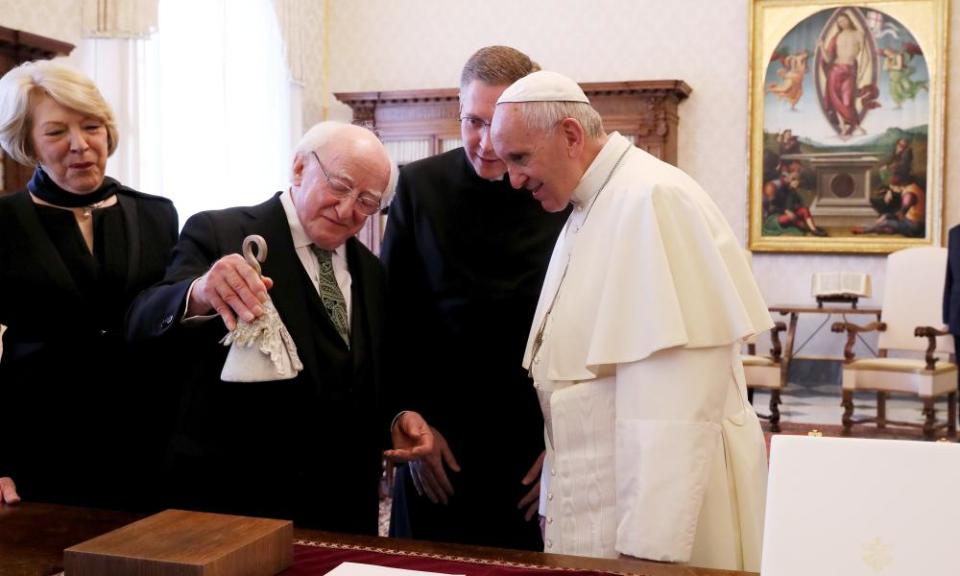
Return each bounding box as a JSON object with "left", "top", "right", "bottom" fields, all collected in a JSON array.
[{"left": 64, "top": 509, "right": 293, "bottom": 576}]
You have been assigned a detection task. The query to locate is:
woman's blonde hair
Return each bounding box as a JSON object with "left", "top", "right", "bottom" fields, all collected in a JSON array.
[{"left": 0, "top": 59, "right": 119, "bottom": 166}]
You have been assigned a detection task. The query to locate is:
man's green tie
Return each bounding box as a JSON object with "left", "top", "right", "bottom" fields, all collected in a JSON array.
[{"left": 311, "top": 245, "right": 350, "bottom": 346}]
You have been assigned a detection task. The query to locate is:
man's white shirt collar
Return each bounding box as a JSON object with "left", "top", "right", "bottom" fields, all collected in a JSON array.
[
  {"left": 280, "top": 189, "right": 353, "bottom": 318},
  {"left": 280, "top": 189, "right": 346, "bottom": 259}
]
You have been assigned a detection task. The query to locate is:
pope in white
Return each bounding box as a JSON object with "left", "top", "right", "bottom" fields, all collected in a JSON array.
[{"left": 490, "top": 71, "right": 773, "bottom": 571}]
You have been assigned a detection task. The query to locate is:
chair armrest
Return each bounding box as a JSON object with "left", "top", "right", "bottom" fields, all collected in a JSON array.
[
  {"left": 831, "top": 321, "right": 887, "bottom": 362},
  {"left": 769, "top": 321, "right": 786, "bottom": 362},
  {"left": 914, "top": 326, "right": 949, "bottom": 370}
]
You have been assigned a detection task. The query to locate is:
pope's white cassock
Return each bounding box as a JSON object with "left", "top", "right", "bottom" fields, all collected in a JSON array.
[{"left": 526, "top": 132, "right": 773, "bottom": 571}]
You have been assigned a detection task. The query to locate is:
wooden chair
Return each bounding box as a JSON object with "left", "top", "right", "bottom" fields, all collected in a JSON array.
[
  {"left": 742, "top": 321, "right": 787, "bottom": 432},
  {"left": 739, "top": 249, "right": 788, "bottom": 431},
  {"left": 831, "top": 246, "right": 957, "bottom": 439}
]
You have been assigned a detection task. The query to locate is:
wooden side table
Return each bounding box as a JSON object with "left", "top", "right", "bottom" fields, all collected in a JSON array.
[{"left": 767, "top": 304, "right": 883, "bottom": 388}]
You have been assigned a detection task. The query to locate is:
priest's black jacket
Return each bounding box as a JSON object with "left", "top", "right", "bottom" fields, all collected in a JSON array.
[
  {"left": 382, "top": 148, "right": 568, "bottom": 549},
  {"left": 126, "top": 192, "right": 386, "bottom": 534}
]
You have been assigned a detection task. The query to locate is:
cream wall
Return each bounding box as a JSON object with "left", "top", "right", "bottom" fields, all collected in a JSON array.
[
  {"left": 3, "top": 0, "right": 958, "bottom": 355},
  {"left": 0, "top": 0, "right": 83, "bottom": 62},
  {"left": 324, "top": 0, "right": 960, "bottom": 354}
]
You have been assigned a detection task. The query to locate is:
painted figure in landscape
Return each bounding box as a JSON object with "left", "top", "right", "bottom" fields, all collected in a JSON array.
[
  {"left": 777, "top": 129, "right": 801, "bottom": 156},
  {"left": 882, "top": 44, "right": 928, "bottom": 108},
  {"left": 882, "top": 137, "right": 914, "bottom": 184},
  {"left": 762, "top": 161, "right": 827, "bottom": 237},
  {"left": 760, "top": 6, "right": 930, "bottom": 241},
  {"left": 816, "top": 10, "right": 880, "bottom": 138},
  {"left": 853, "top": 176, "right": 925, "bottom": 237},
  {"left": 767, "top": 49, "right": 810, "bottom": 110}
]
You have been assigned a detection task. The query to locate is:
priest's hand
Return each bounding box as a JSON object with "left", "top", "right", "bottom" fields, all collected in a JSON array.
[
  {"left": 384, "top": 411, "right": 460, "bottom": 504},
  {"left": 0, "top": 477, "right": 20, "bottom": 505},
  {"left": 188, "top": 254, "right": 274, "bottom": 331},
  {"left": 518, "top": 450, "right": 544, "bottom": 521}
]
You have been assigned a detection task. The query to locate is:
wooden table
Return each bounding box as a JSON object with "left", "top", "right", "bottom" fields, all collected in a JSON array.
[
  {"left": 768, "top": 304, "right": 883, "bottom": 388},
  {"left": 0, "top": 502, "right": 753, "bottom": 576}
]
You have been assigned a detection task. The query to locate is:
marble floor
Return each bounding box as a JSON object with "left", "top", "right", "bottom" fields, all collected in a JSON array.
[{"left": 749, "top": 359, "right": 957, "bottom": 428}]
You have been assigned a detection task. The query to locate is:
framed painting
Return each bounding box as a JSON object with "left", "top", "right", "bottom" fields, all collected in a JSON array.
[{"left": 748, "top": 0, "right": 948, "bottom": 253}]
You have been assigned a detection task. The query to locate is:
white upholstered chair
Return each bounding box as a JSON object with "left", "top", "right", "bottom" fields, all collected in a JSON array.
[
  {"left": 742, "top": 322, "right": 787, "bottom": 431},
  {"left": 831, "top": 246, "right": 957, "bottom": 438},
  {"left": 739, "top": 248, "right": 788, "bottom": 431}
]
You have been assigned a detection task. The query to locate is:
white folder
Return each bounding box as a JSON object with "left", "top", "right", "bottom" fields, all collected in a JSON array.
[{"left": 761, "top": 435, "right": 959, "bottom": 575}]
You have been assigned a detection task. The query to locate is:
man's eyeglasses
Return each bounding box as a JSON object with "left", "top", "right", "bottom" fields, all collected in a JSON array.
[
  {"left": 311, "top": 151, "right": 382, "bottom": 215},
  {"left": 459, "top": 115, "right": 492, "bottom": 133}
]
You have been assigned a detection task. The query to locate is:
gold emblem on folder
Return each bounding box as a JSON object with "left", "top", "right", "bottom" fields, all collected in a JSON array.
[{"left": 862, "top": 537, "right": 893, "bottom": 573}]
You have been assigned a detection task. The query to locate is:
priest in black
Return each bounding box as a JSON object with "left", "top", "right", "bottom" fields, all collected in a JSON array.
[
  {"left": 126, "top": 122, "right": 396, "bottom": 533},
  {"left": 383, "top": 46, "right": 568, "bottom": 550},
  {"left": 0, "top": 60, "right": 178, "bottom": 510}
]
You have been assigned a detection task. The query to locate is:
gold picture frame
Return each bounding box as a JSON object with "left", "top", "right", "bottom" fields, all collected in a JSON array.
[{"left": 748, "top": 0, "right": 948, "bottom": 253}]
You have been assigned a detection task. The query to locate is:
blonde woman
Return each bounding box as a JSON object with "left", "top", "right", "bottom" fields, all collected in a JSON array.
[{"left": 0, "top": 60, "right": 177, "bottom": 510}]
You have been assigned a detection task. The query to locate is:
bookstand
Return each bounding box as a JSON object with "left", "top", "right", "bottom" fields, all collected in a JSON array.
[{"left": 815, "top": 294, "right": 860, "bottom": 309}]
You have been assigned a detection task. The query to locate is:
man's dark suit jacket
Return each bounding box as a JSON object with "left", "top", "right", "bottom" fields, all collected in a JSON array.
[
  {"left": 944, "top": 224, "right": 960, "bottom": 417},
  {"left": 0, "top": 188, "right": 178, "bottom": 510},
  {"left": 945, "top": 225, "right": 960, "bottom": 334},
  {"left": 126, "top": 192, "right": 386, "bottom": 534}
]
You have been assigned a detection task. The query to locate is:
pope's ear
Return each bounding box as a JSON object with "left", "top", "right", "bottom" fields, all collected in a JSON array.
[{"left": 557, "top": 117, "right": 585, "bottom": 157}]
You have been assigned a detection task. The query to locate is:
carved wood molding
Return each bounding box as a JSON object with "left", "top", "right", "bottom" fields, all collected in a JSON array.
[
  {"left": 335, "top": 81, "right": 691, "bottom": 109},
  {"left": 0, "top": 26, "right": 75, "bottom": 63},
  {"left": 335, "top": 79, "right": 691, "bottom": 165},
  {"left": 334, "top": 80, "right": 691, "bottom": 254}
]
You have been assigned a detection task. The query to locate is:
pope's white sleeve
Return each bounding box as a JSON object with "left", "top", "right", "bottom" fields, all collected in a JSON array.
[{"left": 613, "top": 344, "right": 733, "bottom": 561}]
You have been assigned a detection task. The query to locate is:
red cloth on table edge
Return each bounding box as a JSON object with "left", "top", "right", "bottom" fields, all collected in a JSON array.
[{"left": 283, "top": 540, "right": 622, "bottom": 576}]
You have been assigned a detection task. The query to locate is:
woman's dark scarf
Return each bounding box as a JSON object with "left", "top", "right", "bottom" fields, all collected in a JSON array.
[{"left": 27, "top": 166, "right": 119, "bottom": 208}]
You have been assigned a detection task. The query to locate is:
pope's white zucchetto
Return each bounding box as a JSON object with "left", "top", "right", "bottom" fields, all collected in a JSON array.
[{"left": 496, "top": 70, "right": 590, "bottom": 105}]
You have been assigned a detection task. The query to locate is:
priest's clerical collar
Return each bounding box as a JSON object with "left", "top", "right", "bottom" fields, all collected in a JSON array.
[{"left": 497, "top": 70, "right": 589, "bottom": 104}]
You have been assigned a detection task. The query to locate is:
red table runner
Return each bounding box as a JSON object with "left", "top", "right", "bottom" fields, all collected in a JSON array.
[{"left": 283, "top": 540, "right": 621, "bottom": 576}]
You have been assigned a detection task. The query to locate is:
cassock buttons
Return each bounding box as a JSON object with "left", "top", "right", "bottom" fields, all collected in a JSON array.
[
  {"left": 547, "top": 516, "right": 553, "bottom": 524},
  {"left": 548, "top": 492, "right": 554, "bottom": 500},
  {"left": 546, "top": 539, "right": 553, "bottom": 549},
  {"left": 550, "top": 468, "right": 556, "bottom": 477}
]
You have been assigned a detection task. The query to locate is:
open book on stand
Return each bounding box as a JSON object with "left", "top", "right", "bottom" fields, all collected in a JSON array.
[{"left": 811, "top": 272, "right": 870, "bottom": 308}]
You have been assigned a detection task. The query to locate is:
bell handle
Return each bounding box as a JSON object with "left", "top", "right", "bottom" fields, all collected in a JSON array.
[{"left": 242, "top": 234, "right": 268, "bottom": 276}]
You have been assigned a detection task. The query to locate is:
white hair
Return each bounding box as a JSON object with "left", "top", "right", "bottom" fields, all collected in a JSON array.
[
  {"left": 292, "top": 121, "right": 397, "bottom": 206},
  {"left": 517, "top": 101, "right": 604, "bottom": 138},
  {"left": 0, "top": 59, "right": 119, "bottom": 166}
]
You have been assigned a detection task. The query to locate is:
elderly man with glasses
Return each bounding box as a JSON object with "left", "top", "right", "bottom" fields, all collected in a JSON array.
[{"left": 126, "top": 121, "right": 400, "bottom": 534}]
